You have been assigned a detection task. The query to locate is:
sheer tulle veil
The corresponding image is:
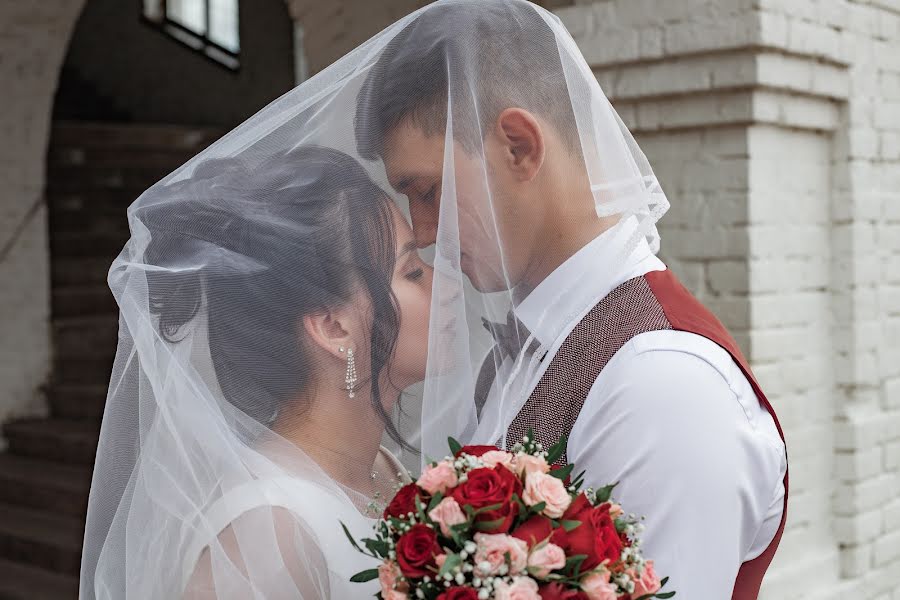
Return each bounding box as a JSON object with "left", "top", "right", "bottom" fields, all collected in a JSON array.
[{"left": 79, "top": 1, "right": 669, "bottom": 597}]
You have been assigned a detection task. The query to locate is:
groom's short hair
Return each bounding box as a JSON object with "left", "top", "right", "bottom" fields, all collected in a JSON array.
[{"left": 355, "top": 0, "right": 582, "bottom": 161}]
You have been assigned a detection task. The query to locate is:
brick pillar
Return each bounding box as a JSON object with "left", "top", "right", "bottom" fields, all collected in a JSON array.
[
  {"left": 0, "top": 1, "right": 86, "bottom": 436},
  {"left": 558, "top": 0, "right": 898, "bottom": 597}
]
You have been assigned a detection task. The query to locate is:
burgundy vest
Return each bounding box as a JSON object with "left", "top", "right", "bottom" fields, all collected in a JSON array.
[{"left": 505, "top": 270, "right": 788, "bottom": 600}]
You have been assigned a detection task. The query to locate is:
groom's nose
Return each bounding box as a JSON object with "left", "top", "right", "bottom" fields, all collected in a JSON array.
[{"left": 410, "top": 201, "right": 438, "bottom": 249}]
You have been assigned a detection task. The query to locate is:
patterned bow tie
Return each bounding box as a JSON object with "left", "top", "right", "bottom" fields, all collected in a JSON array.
[{"left": 481, "top": 311, "right": 540, "bottom": 360}]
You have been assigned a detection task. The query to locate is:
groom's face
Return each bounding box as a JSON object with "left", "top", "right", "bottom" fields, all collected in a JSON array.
[{"left": 382, "top": 119, "right": 520, "bottom": 293}]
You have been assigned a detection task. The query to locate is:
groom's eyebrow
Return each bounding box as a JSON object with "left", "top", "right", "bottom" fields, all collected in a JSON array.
[{"left": 398, "top": 241, "right": 417, "bottom": 257}]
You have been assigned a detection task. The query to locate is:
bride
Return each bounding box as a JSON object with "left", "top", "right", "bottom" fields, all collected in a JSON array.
[{"left": 79, "top": 145, "right": 433, "bottom": 598}]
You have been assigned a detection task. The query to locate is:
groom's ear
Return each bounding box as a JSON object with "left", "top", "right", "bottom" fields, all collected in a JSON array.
[
  {"left": 495, "top": 108, "right": 545, "bottom": 182},
  {"left": 302, "top": 310, "right": 353, "bottom": 360}
]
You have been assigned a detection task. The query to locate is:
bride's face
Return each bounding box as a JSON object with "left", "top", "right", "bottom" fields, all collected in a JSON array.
[{"left": 385, "top": 204, "right": 433, "bottom": 390}]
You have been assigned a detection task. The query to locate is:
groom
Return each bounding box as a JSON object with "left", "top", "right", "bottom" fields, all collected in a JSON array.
[{"left": 355, "top": 2, "right": 787, "bottom": 598}]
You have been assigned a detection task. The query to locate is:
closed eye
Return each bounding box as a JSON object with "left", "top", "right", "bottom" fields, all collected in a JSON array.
[
  {"left": 405, "top": 268, "right": 425, "bottom": 281},
  {"left": 421, "top": 185, "right": 437, "bottom": 204}
]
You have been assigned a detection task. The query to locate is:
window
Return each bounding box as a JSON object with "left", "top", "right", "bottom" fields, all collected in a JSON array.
[{"left": 142, "top": 0, "right": 240, "bottom": 70}]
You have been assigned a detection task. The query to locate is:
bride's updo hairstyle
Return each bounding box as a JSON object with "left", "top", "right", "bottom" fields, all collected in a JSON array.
[{"left": 139, "top": 145, "right": 408, "bottom": 445}]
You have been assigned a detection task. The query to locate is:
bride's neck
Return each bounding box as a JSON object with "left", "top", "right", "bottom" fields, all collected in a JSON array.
[{"left": 271, "top": 383, "right": 397, "bottom": 493}]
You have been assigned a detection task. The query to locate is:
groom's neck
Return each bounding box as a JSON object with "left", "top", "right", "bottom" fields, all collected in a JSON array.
[{"left": 516, "top": 189, "right": 617, "bottom": 297}]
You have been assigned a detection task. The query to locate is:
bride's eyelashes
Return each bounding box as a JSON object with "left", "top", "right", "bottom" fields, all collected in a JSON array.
[
  {"left": 420, "top": 185, "right": 436, "bottom": 204},
  {"left": 405, "top": 267, "right": 425, "bottom": 281}
]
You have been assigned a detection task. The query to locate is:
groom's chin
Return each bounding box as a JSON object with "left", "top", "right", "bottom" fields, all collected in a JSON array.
[
  {"left": 468, "top": 275, "right": 512, "bottom": 295},
  {"left": 461, "top": 260, "right": 508, "bottom": 294}
]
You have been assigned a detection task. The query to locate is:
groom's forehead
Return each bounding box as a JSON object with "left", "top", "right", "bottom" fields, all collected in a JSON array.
[{"left": 383, "top": 123, "right": 446, "bottom": 190}]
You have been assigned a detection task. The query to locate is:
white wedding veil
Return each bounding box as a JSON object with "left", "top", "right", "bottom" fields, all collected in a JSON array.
[{"left": 79, "top": 1, "right": 669, "bottom": 598}]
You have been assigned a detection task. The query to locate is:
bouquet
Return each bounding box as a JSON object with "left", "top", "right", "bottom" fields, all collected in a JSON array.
[{"left": 345, "top": 433, "right": 675, "bottom": 600}]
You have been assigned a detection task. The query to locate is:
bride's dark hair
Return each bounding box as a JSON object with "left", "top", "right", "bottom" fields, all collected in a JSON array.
[{"left": 140, "top": 145, "right": 410, "bottom": 448}]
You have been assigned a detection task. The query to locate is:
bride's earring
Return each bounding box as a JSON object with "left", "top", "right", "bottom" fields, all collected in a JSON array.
[{"left": 340, "top": 347, "right": 358, "bottom": 398}]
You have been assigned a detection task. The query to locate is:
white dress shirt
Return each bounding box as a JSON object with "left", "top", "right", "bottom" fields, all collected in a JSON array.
[{"left": 473, "top": 219, "right": 787, "bottom": 599}]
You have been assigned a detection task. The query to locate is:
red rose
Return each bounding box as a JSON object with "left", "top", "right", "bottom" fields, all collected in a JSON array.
[
  {"left": 539, "top": 582, "right": 589, "bottom": 599},
  {"left": 384, "top": 482, "right": 423, "bottom": 520},
  {"left": 562, "top": 501, "right": 623, "bottom": 571},
  {"left": 455, "top": 445, "right": 499, "bottom": 458},
  {"left": 451, "top": 465, "right": 522, "bottom": 533},
  {"left": 437, "top": 587, "right": 480, "bottom": 600},
  {"left": 512, "top": 514, "right": 553, "bottom": 548},
  {"left": 562, "top": 492, "right": 592, "bottom": 520},
  {"left": 395, "top": 524, "right": 440, "bottom": 578}
]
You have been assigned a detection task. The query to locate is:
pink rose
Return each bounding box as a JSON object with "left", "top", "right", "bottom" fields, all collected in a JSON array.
[
  {"left": 514, "top": 454, "right": 550, "bottom": 477},
  {"left": 527, "top": 542, "right": 566, "bottom": 579},
  {"left": 378, "top": 561, "right": 408, "bottom": 597},
  {"left": 417, "top": 460, "right": 458, "bottom": 495},
  {"left": 435, "top": 553, "right": 448, "bottom": 569},
  {"left": 608, "top": 503, "right": 623, "bottom": 519},
  {"left": 580, "top": 571, "right": 617, "bottom": 600},
  {"left": 522, "top": 472, "right": 572, "bottom": 518},
  {"left": 494, "top": 576, "right": 541, "bottom": 600},
  {"left": 428, "top": 497, "right": 467, "bottom": 536},
  {"left": 631, "top": 560, "right": 662, "bottom": 597},
  {"left": 473, "top": 532, "right": 528, "bottom": 577},
  {"left": 383, "top": 591, "right": 409, "bottom": 600},
  {"left": 481, "top": 450, "right": 516, "bottom": 472}
]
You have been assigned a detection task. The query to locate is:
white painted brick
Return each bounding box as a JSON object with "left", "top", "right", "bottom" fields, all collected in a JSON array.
[
  {"left": 834, "top": 474, "right": 897, "bottom": 515},
  {"left": 664, "top": 19, "right": 753, "bottom": 55},
  {"left": 874, "top": 530, "right": 900, "bottom": 566},
  {"left": 883, "top": 71, "right": 900, "bottom": 101},
  {"left": 638, "top": 27, "right": 663, "bottom": 59},
  {"left": 755, "top": 10, "right": 790, "bottom": 48},
  {"left": 885, "top": 379, "right": 900, "bottom": 410},
  {"left": 841, "top": 543, "right": 874, "bottom": 579},
  {"left": 835, "top": 447, "right": 885, "bottom": 483},
  {"left": 835, "top": 412, "right": 891, "bottom": 451},
  {"left": 875, "top": 101, "right": 900, "bottom": 130},
  {"left": 884, "top": 498, "right": 900, "bottom": 533},
  {"left": 708, "top": 259, "right": 749, "bottom": 294},
  {"left": 749, "top": 256, "right": 830, "bottom": 293},
  {"left": 834, "top": 509, "right": 885, "bottom": 545},
  {"left": 885, "top": 439, "right": 900, "bottom": 471}
]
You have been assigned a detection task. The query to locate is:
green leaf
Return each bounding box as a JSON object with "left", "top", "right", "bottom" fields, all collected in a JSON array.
[
  {"left": 364, "top": 538, "right": 389, "bottom": 558},
  {"left": 472, "top": 502, "right": 502, "bottom": 516},
  {"left": 437, "top": 552, "right": 462, "bottom": 578},
  {"left": 529, "top": 501, "right": 547, "bottom": 514},
  {"left": 448, "top": 437, "right": 462, "bottom": 456},
  {"left": 560, "top": 519, "right": 582, "bottom": 532},
  {"left": 341, "top": 521, "right": 369, "bottom": 556},
  {"left": 594, "top": 482, "right": 618, "bottom": 504},
  {"left": 545, "top": 436, "right": 567, "bottom": 463},
  {"left": 350, "top": 568, "right": 380, "bottom": 583},
  {"left": 570, "top": 470, "right": 586, "bottom": 490},
  {"left": 474, "top": 517, "right": 506, "bottom": 531},
  {"left": 564, "top": 554, "right": 587, "bottom": 577},
  {"left": 656, "top": 592, "right": 676, "bottom": 598},
  {"left": 427, "top": 491, "right": 445, "bottom": 513},
  {"left": 549, "top": 463, "right": 574, "bottom": 481}
]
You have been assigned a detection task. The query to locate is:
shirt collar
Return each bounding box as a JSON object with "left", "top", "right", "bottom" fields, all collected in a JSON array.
[{"left": 515, "top": 216, "right": 652, "bottom": 347}]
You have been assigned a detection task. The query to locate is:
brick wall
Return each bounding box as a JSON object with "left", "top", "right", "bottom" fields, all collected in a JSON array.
[{"left": 557, "top": 0, "right": 900, "bottom": 596}]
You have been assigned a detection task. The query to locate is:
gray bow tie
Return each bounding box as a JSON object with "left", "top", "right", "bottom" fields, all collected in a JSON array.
[{"left": 481, "top": 311, "right": 540, "bottom": 360}]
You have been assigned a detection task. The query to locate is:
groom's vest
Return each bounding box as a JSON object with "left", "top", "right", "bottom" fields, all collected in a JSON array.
[{"left": 505, "top": 269, "right": 788, "bottom": 600}]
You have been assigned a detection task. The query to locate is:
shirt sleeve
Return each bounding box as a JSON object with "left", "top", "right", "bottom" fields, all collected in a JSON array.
[{"left": 567, "top": 334, "right": 786, "bottom": 599}]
